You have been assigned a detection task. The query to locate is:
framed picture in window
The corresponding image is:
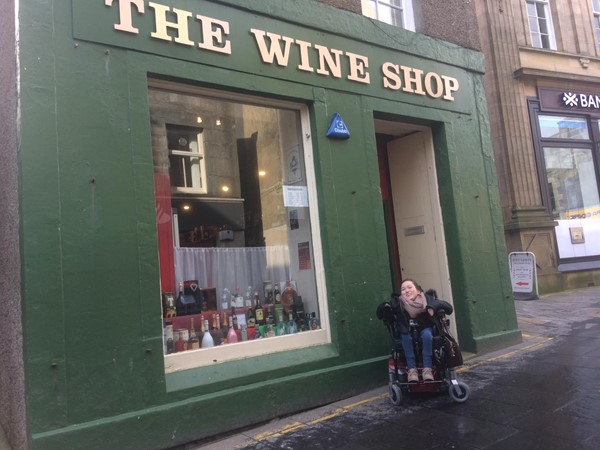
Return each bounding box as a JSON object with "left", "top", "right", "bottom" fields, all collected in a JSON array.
[
  {"left": 286, "top": 145, "right": 303, "bottom": 184},
  {"left": 570, "top": 227, "right": 585, "bottom": 244}
]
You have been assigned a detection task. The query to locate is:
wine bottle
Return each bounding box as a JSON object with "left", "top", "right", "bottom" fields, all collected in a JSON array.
[
  {"left": 276, "top": 322, "right": 287, "bottom": 336},
  {"left": 310, "top": 312, "right": 320, "bottom": 330},
  {"left": 245, "top": 286, "right": 253, "bottom": 308},
  {"left": 288, "top": 313, "right": 298, "bottom": 334},
  {"left": 189, "top": 318, "right": 200, "bottom": 350},
  {"left": 274, "top": 282, "right": 281, "bottom": 304},
  {"left": 235, "top": 287, "right": 244, "bottom": 308},
  {"left": 294, "top": 295, "right": 304, "bottom": 318},
  {"left": 231, "top": 306, "right": 239, "bottom": 330},
  {"left": 297, "top": 313, "right": 307, "bottom": 332},
  {"left": 246, "top": 305, "right": 256, "bottom": 328},
  {"left": 274, "top": 303, "right": 284, "bottom": 324},
  {"left": 241, "top": 324, "right": 248, "bottom": 341},
  {"left": 221, "top": 287, "right": 230, "bottom": 310},
  {"left": 175, "top": 282, "right": 186, "bottom": 316},
  {"left": 227, "top": 316, "right": 238, "bottom": 343},
  {"left": 221, "top": 312, "right": 229, "bottom": 342},
  {"left": 165, "top": 320, "right": 174, "bottom": 354},
  {"left": 254, "top": 291, "right": 264, "bottom": 325},
  {"left": 281, "top": 280, "right": 297, "bottom": 315},
  {"left": 266, "top": 307, "right": 274, "bottom": 325},
  {"left": 175, "top": 331, "right": 184, "bottom": 352},
  {"left": 201, "top": 319, "right": 214, "bottom": 347},
  {"left": 181, "top": 329, "right": 189, "bottom": 351},
  {"left": 266, "top": 283, "right": 273, "bottom": 304}
]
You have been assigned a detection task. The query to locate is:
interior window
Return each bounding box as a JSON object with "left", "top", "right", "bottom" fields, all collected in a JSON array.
[
  {"left": 167, "top": 124, "right": 207, "bottom": 194},
  {"left": 148, "top": 81, "right": 328, "bottom": 372},
  {"left": 361, "top": 0, "right": 415, "bottom": 31}
]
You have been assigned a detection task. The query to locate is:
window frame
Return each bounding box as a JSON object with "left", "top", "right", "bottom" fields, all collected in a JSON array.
[
  {"left": 167, "top": 124, "right": 208, "bottom": 195},
  {"left": 361, "top": 0, "right": 415, "bottom": 32},
  {"left": 528, "top": 99, "right": 600, "bottom": 264},
  {"left": 529, "top": 100, "right": 595, "bottom": 214},
  {"left": 542, "top": 146, "right": 599, "bottom": 220},
  {"left": 148, "top": 80, "right": 332, "bottom": 373},
  {"left": 593, "top": 0, "right": 600, "bottom": 46},
  {"left": 525, "top": 0, "right": 557, "bottom": 50}
]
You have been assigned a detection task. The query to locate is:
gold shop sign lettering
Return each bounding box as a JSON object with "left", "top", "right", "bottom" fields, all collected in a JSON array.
[{"left": 100, "top": 0, "right": 460, "bottom": 101}]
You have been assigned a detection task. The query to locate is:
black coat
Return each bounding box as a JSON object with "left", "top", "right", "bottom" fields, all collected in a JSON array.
[{"left": 389, "top": 292, "right": 453, "bottom": 335}]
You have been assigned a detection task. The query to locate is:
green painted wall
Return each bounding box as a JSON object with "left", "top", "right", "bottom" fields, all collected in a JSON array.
[{"left": 17, "top": 1, "right": 520, "bottom": 448}]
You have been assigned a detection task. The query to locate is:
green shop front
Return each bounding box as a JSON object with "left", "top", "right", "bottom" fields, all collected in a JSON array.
[{"left": 6, "top": 0, "right": 521, "bottom": 448}]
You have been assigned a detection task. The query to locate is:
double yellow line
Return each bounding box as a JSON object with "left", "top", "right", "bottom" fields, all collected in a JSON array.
[
  {"left": 252, "top": 393, "right": 389, "bottom": 442},
  {"left": 457, "top": 334, "right": 555, "bottom": 372},
  {"left": 249, "top": 334, "right": 555, "bottom": 443}
]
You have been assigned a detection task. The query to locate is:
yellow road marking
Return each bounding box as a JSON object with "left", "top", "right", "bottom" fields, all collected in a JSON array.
[
  {"left": 252, "top": 394, "right": 387, "bottom": 441},
  {"left": 253, "top": 421, "right": 305, "bottom": 440},
  {"left": 250, "top": 338, "right": 554, "bottom": 442},
  {"left": 457, "top": 337, "right": 555, "bottom": 372}
]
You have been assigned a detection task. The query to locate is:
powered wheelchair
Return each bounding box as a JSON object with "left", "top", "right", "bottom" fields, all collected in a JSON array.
[{"left": 376, "top": 291, "right": 470, "bottom": 406}]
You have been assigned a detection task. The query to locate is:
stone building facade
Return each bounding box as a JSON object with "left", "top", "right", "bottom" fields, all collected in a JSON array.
[{"left": 475, "top": 0, "right": 600, "bottom": 292}]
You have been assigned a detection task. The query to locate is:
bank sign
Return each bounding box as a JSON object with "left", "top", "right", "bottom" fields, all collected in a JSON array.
[
  {"left": 73, "top": 1, "right": 469, "bottom": 108},
  {"left": 539, "top": 87, "right": 600, "bottom": 114}
]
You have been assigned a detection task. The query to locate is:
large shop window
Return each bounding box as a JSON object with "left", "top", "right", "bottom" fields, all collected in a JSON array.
[
  {"left": 148, "top": 81, "right": 328, "bottom": 373},
  {"left": 537, "top": 114, "right": 600, "bottom": 262}
]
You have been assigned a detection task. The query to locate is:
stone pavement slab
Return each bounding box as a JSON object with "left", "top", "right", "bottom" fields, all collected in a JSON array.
[{"left": 182, "top": 286, "right": 600, "bottom": 450}]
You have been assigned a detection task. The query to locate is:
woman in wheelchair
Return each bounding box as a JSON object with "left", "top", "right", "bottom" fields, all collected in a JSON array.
[{"left": 394, "top": 279, "right": 453, "bottom": 383}]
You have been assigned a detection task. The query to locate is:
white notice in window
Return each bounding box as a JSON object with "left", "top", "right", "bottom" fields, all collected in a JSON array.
[{"left": 283, "top": 185, "right": 309, "bottom": 207}]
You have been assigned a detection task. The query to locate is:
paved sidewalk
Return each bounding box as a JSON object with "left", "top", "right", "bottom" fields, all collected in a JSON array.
[{"left": 186, "top": 286, "right": 600, "bottom": 450}]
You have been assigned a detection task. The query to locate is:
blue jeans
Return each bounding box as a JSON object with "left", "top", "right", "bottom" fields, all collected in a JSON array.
[{"left": 400, "top": 327, "right": 433, "bottom": 369}]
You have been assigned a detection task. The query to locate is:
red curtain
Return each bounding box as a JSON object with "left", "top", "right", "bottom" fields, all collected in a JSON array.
[{"left": 154, "top": 172, "right": 176, "bottom": 294}]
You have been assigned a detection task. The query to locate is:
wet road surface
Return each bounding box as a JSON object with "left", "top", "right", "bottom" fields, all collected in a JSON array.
[{"left": 190, "top": 286, "right": 600, "bottom": 450}]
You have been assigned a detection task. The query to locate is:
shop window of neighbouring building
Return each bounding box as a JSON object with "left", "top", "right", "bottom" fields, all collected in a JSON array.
[
  {"left": 532, "top": 110, "right": 600, "bottom": 263},
  {"left": 149, "top": 80, "right": 329, "bottom": 373},
  {"left": 361, "top": 0, "right": 415, "bottom": 31},
  {"left": 525, "top": 0, "right": 556, "bottom": 49},
  {"left": 593, "top": 0, "right": 600, "bottom": 45}
]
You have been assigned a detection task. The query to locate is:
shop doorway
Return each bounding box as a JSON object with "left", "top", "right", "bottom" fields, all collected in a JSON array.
[{"left": 376, "top": 120, "right": 453, "bottom": 305}]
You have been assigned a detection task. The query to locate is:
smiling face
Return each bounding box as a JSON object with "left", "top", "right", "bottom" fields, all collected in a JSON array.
[{"left": 400, "top": 280, "right": 419, "bottom": 302}]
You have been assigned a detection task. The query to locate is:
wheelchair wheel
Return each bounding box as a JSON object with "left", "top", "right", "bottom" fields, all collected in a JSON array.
[
  {"left": 448, "top": 381, "right": 470, "bottom": 403},
  {"left": 389, "top": 383, "right": 402, "bottom": 406}
]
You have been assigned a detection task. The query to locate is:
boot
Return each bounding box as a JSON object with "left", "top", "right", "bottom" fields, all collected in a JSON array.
[
  {"left": 422, "top": 367, "right": 434, "bottom": 381},
  {"left": 407, "top": 368, "right": 418, "bottom": 383}
]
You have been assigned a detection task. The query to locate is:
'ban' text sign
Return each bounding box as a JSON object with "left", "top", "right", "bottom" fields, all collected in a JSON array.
[{"left": 509, "top": 253, "right": 535, "bottom": 293}]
